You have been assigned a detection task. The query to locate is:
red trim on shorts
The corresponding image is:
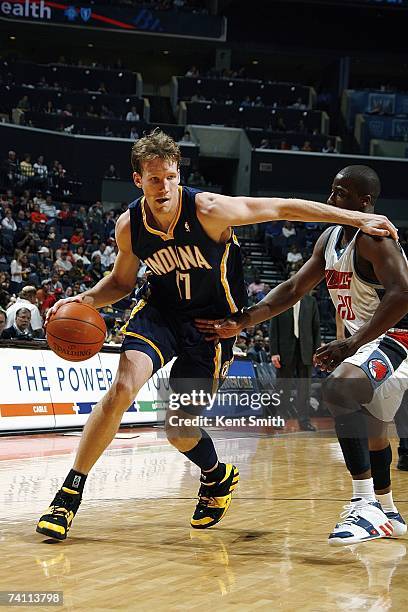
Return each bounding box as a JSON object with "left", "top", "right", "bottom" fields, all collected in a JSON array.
[{"left": 387, "top": 331, "right": 408, "bottom": 350}]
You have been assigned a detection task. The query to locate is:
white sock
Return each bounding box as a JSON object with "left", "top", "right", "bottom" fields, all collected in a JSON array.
[
  {"left": 376, "top": 491, "right": 397, "bottom": 513},
  {"left": 352, "top": 477, "right": 376, "bottom": 502}
]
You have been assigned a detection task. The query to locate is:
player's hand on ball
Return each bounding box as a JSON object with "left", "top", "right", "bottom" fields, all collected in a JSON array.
[
  {"left": 195, "top": 314, "right": 245, "bottom": 340},
  {"left": 45, "top": 294, "right": 95, "bottom": 327},
  {"left": 313, "top": 339, "right": 355, "bottom": 372},
  {"left": 360, "top": 214, "right": 398, "bottom": 240}
]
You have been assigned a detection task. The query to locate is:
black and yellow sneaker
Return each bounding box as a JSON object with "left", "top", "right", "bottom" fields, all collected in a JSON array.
[
  {"left": 36, "top": 487, "right": 81, "bottom": 540},
  {"left": 191, "top": 464, "right": 239, "bottom": 529}
]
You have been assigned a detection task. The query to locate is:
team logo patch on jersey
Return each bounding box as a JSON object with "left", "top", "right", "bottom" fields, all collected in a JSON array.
[{"left": 368, "top": 358, "right": 389, "bottom": 381}]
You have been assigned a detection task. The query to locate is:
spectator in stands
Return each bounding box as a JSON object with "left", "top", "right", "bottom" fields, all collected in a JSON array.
[
  {"left": 0, "top": 273, "right": 10, "bottom": 309},
  {"left": 72, "top": 245, "right": 90, "bottom": 267},
  {"left": 290, "top": 97, "right": 307, "bottom": 110},
  {"left": 55, "top": 238, "right": 74, "bottom": 261},
  {"left": 70, "top": 228, "right": 85, "bottom": 247},
  {"left": 17, "top": 95, "right": 30, "bottom": 111},
  {"left": 104, "top": 211, "right": 116, "bottom": 240},
  {"left": 130, "top": 126, "right": 140, "bottom": 140},
  {"left": 86, "top": 234, "right": 102, "bottom": 256},
  {"left": 301, "top": 140, "right": 312, "bottom": 152},
  {"left": 0, "top": 307, "right": 6, "bottom": 336},
  {"left": 286, "top": 244, "right": 303, "bottom": 271},
  {"left": 264, "top": 220, "right": 284, "bottom": 261},
  {"left": 5, "top": 285, "right": 43, "bottom": 332},
  {"left": 248, "top": 277, "right": 266, "bottom": 303},
  {"left": 36, "top": 279, "right": 57, "bottom": 315},
  {"left": 40, "top": 193, "right": 57, "bottom": 221},
  {"left": 126, "top": 105, "right": 140, "bottom": 122},
  {"left": 240, "top": 96, "right": 252, "bottom": 107},
  {"left": 86, "top": 105, "right": 99, "bottom": 118},
  {"left": 77, "top": 206, "right": 89, "bottom": 230},
  {"left": 101, "top": 105, "right": 114, "bottom": 120},
  {"left": 88, "top": 254, "right": 104, "bottom": 283},
  {"left": 247, "top": 335, "right": 269, "bottom": 363},
  {"left": 2, "top": 307, "right": 43, "bottom": 340},
  {"left": 63, "top": 103, "right": 73, "bottom": 117},
  {"left": 242, "top": 256, "right": 259, "bottom": 284},
  {"left": 44, "top": 100, "right": 55, "bottom": 114},
  {"left": 91, "top": 243, "right": 111, "bottom": 268},
  {"left": 57, "top": 201, "right": 72, "bottom": 228},
  {"left": 235, "top": 331, "right": 248, "bottom": 354},
  {"left": 88, "top": 201, "right": 104, "bottom": 232},
  {"left": 3, "top": 151, "right": 18, "bottom": 184},
  {"left": 259, "top": 138, "right": 270, "bottom": 149},
  {"left": 54, "top": 252, "right": 73, "bottom": 274},
  {"left": 277, "top": 117, "right": 286, "bottom": 132},
  {"left": 279, "top": 140, "right": 290, "bottom": 150},
  {"left": 297, "top": 119, "right": 307, "bottom": 134},
  {"left": 104, "top": 164, "right": 119, "bottom": 179},
  {"left": 20, "top": 154, "right": 35, "bottom": 181},
  {"left": 33, "top": 156, "right": 48, "bottom": 183},
  {"left": 103, "top": 126, "right": 114, "bottom": 138},
  {"left": 50, "top": 273, "right": 63, "bottom": 294},
  {"left": 322, "top": 139, "right": 337, "bottom": 153},
  {"left": 30, "top": 202, "right": 48, "bottom": 224},
  {"left": 185, "top": 65, "right": 199, "bottom": 77},
  {"left": 1, "top": 209, "right": 17, "bottom": 232},
  {"left": 187, "top": 169, "right": 206, "bottom": 187},
  {"left": 181, "top": 130, "right": 193, "bottom": 142},
  {"left": 9, "top": 250, "right": 25, "bottom": 294},
  {"left": 281, "top": 221, "right": 296, "bottom": 240},
  {"left": 98, "top": 82, "right": 108, "bottom": 94}
]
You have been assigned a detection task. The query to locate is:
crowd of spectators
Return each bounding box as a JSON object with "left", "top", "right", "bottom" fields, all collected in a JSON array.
[
  {"left": 1, "top": 150, "right": 78, "bottom": 199},
  {"left": 0, "top": 150, "right": 132, "bottom": 344}
]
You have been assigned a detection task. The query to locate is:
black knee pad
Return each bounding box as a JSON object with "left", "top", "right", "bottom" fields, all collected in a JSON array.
[
  {"left": 335, "top": 412, "right": 370, "bottom": 476},
  {"left": 370, "top": 444, "right": 392, "bottom": 491}
]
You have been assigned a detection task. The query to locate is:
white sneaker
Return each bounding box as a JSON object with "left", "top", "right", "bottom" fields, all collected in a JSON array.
[
  {"left": 384, "top": 510, "right": 407, "bottom": 538},
  {"left": 328, "top": 498, "right": 393, "bottom": 546}
]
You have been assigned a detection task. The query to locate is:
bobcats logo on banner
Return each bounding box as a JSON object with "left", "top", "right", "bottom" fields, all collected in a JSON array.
[{"left": 368, "top": 358, "right": 389, "bottom": 381}]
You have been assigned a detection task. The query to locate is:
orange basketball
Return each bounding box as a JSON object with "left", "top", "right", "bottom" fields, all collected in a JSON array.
[{"left": 46, "top": 302, "right": 107, "bottom": 362}]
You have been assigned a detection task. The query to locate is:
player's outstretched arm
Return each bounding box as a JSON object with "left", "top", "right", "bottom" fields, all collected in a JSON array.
[
  {"left": 315, "top": 235, "right": 408, "bottom": 371},
  {"left": 45, "top": 212, "right": 139, "bottom": 323},
  {"left": 196, "top": 192, "right": 398, "bottom": 240},
  {"left": 195, "top": 230, "right": 328, "bottom": 340}
]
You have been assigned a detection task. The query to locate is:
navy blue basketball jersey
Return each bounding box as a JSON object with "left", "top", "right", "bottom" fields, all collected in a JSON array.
[{"left": 128, "top": 186, "right": 247, "bottom": 318}]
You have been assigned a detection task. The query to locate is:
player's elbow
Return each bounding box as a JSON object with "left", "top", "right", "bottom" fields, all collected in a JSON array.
[{"left": 110, "top": 273, "right": 135, "bottom": 296}]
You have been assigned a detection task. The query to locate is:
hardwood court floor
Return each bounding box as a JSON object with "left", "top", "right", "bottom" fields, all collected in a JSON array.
[{"left": 0, "top": 431, "right": 407, "bottom": 611}]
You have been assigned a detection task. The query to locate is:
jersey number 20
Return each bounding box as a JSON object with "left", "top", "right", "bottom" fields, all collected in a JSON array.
[{"left": 337, "top": 294, "right": 355, "bottom": 320}]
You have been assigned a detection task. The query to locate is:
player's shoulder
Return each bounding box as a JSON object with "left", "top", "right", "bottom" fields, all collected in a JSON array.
[
  {"left": 356, "top": 230, "right": 393, "bottom": 249},
  {"left": 315, "top": 225, "right": 338, "bottom": 251}
]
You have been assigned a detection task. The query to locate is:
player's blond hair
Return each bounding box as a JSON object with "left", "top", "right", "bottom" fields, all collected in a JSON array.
[{"left": 131, "top": 128, "right": 181, "bottom": 175}]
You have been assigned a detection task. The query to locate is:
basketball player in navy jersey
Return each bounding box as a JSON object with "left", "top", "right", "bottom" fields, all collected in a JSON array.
[
  {"left": 196, "top": 165, "right": 408, "bottom": 546},
  {"left": 37, "top": 133, "right": 398, "bottom": 540}
]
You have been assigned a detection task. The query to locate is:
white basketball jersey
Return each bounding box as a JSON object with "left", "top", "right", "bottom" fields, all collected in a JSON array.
[{"left": 324, "top": 226, "right": 407, "bottom": 336}]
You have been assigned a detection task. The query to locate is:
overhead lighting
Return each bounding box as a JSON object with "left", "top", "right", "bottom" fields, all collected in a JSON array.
[
  {"left": 9, "top": 36, "right": 16, "bottom": 40},
  {"left": 163, "top": 50, "right": 169, "bottom": 55},
  {"left": 88, "top": 43, "right": 94, "bottom": 48},
  {"left": 252, "top": 60, "right": 259, "bottom": 65}
]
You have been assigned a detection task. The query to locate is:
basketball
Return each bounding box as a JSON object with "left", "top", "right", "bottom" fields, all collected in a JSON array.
[{"left": 46, "top": 302, "right": 107, "bottom": 362}]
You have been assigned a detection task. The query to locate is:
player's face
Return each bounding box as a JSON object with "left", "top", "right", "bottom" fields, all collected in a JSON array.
[
  {"left": 327, "top": 175, "right": 362, "bottom": 211},
  {"left": 133, "top": 158, "right": 180, "bottom": 215}
]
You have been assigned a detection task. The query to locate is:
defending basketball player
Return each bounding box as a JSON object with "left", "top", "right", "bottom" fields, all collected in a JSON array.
[
  {"left": 36, "top": 133, "right": 399, "bottom": 541},
  {"left": 196, "top": 165, "right": 408, "bottom": 546}
]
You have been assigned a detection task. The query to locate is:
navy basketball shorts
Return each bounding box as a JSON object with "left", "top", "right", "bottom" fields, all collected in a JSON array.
[{"left": 120, "top": 299, "right": 235, "bottom": 406}]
